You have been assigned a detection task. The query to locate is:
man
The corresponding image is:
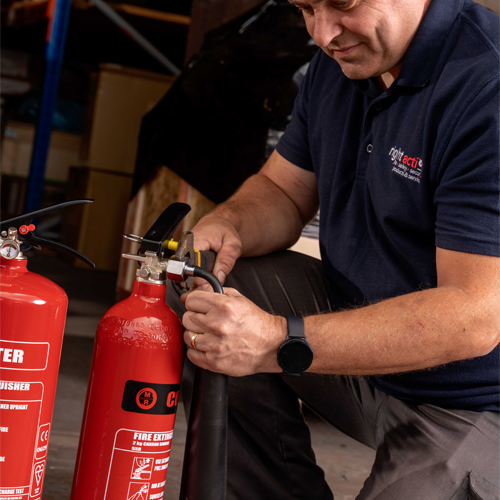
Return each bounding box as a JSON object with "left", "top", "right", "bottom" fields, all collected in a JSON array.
[{"left": 168, "top": 0, "right": 500, "bottom": 498}]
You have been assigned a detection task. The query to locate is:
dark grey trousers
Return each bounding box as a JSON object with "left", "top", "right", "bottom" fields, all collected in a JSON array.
[{"left": 167, "top": 251, "right": 500, "bottom": 500}]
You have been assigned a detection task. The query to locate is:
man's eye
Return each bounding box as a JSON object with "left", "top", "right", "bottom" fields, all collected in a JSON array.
[
  {"left": 331, "top": 0, "right": 356, "bottom": 10},
  {"left": 296, "top": 5, "right": 313, "bottom": 14}
]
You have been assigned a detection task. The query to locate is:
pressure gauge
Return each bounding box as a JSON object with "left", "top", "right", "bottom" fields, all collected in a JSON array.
[{"left": 1, "top": 240, "right": 21, "bottom": 259}]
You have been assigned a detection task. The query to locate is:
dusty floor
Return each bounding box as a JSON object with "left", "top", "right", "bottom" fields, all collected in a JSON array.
[{"left": 25, "top": 253, "right": 375, "bottom": 500}]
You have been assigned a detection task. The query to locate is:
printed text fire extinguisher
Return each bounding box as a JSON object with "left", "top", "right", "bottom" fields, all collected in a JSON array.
[
  {"left": 0, "top": 200, "right": 95, "bottom": 500},
  {"left": 71, "top": 202, "right": 219, "bottom": 500}
]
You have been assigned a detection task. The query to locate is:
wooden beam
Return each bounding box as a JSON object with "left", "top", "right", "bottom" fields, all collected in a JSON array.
[
  {"left": 107, "top": 3, "right": 190, "bottom": 25},
  {"left": 75, "top": 1, "right": 191, "bottom": 25}
]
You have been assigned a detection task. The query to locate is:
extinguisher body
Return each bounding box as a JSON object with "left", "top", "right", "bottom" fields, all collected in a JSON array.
[
  {"left": 71, "top": 280, "right": 184, "bottom": 500},
  {"left": 0, "top": 257, "right": 68, "bottom": 500}
]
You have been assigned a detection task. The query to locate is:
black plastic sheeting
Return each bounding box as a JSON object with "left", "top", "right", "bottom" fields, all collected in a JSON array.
[{"left": 132, "top": 0, "right": 318, "bottom": 204}]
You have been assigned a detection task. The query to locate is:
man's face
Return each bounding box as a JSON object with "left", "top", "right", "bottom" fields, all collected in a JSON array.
[{"left": 289, "top": 0, "right": 431, "bottom": 81}]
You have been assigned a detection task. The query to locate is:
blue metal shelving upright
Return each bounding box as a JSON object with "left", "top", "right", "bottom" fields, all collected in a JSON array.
[{"left": 23, "top": 0, "right": 73, "bottom": 212}]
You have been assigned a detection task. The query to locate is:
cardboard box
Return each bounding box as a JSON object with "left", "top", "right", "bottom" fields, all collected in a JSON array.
[
  {"left": 80, "top": 64, "right": 175, "bottom": 175},
  {"left": 62, "top": 166, "right": 133, "bottom": 272},
  {"left": 1, "top": 121, "right": 81, "bottom": 181}
]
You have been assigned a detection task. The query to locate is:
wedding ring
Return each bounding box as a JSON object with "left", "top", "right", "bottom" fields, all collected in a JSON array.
[{"left": 190, "top": 333, "right": 199, "bottom": 350}]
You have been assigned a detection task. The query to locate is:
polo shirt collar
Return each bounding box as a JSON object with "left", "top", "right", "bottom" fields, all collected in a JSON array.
[{"left": 396, "top": 0, "right": 463, "bottom": 88}]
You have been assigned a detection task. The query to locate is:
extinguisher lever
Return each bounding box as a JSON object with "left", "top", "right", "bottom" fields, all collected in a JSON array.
[
  {"left": 139, "top": 203, "right": 191, "bottom": 255},
  {"left": 0, "top": 199, "right": 94, "bottom": 232}
]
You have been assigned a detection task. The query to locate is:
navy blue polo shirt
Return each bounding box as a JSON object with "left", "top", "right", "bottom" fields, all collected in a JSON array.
[{"left": 277, "top": 0, "right": 500, "bottom": 411}]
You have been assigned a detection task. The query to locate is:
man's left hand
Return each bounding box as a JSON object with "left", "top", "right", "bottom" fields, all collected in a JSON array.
[{"left": 181, "top": 286, "right": 285, "bottom": 376}]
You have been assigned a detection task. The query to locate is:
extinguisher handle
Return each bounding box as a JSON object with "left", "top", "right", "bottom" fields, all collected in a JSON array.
[
  {"left": 0, "top": 199, "right": 96, "bottom": 268},
  {"left": 139, "top": 203, "right": 191, "bottom": 255}
]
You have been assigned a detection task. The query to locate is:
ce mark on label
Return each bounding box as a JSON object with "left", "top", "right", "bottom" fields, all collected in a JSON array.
[{"left": 35, "top": 423, "right": 50, "bottom": 460}]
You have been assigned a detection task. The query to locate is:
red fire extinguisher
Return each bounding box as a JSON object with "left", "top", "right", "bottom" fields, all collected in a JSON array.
[
  {"left": 0, "top": 199, "right": 95, "bottom": 500},
  {"left": 71, "top": 202, "right": 218, "bottom": 500}
]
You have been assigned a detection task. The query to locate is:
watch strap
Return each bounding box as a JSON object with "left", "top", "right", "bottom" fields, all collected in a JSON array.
[{"left": 286, "top": 316, "right": 306, "bottom": 340}]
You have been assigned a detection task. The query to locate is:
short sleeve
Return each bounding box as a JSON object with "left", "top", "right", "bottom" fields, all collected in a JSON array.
[
  {"left": 434, "top": 78, "right": 500, "bottom": 256},
  {"left": 276, "top": 52, "right": 323, "bottom": 171}
]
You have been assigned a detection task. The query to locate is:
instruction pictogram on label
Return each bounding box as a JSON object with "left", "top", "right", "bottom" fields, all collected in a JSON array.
[
  {"left": 130, "top": 457, "right": 153, "bottom": 480},
  {"left": 126, "top": 482, "right": 149, "bottom": 500}
]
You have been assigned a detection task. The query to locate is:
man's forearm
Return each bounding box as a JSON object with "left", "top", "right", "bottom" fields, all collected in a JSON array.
[
  {"left": 204, "top": 171, "right": 306, "bottom": 257},
  {"left": 182, "top": 249, "right": 499, "bottom": 378},
  {"left": 300, "top": 268, "right": 499, "bottom": 376}
]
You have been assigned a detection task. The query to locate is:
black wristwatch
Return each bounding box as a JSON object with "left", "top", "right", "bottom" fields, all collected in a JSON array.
[{"left": 277, "top": 316, "right": 313, "bottom": 376}]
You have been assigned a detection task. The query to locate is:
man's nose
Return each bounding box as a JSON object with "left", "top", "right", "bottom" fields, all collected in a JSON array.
[{"left": 309, "top": 9, "right": 343, "bottom": 48}]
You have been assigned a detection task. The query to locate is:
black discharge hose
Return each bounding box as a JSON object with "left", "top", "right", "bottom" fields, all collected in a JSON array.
[
  {"left": 192, "top": 266, "right": 224, "bottom": 294},
  {"left": 179, "top": 266, "right": 227, "bottom": 500}
]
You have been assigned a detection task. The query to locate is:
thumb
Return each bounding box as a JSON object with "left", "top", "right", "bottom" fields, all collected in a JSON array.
[{"left": 212, "top": 242, "right": 241, "bottom": 285}]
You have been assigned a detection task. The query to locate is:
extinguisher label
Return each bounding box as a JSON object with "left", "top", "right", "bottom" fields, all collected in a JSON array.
[
  {"left": 104, "top": 428, "right": 174, "bottom": 500},
  {"left": 0, "top": 381, "right": 44, "bottom": 499},
  {"left": 0, "top": 340, "right": 49, "bottom": 371},
  {"left": 121, "top": 381, "right": 180, "bottom": 415}
]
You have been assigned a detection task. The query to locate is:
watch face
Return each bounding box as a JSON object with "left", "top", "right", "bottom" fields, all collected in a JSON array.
[{"left": 278, "top": 339, "right": 313, "bottom": 374}]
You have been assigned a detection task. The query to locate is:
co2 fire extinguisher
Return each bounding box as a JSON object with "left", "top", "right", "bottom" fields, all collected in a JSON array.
[
  {"left": 71, "top": 202, "right": 219, "bottom": 500},
  {"left": 0, "top": 199, "right": 95, "bottom": 500}
]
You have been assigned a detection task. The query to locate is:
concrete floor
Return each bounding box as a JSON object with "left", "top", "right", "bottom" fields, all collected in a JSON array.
[{"left": 25, "top": 253, "right": 375, "bottom": 500}]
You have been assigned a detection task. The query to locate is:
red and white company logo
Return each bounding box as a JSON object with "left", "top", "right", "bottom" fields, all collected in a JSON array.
[
  {"left": 135, "top": 388, "right": 157, "bottom": 410},
  {"left": 388, "top": 146, "right": 423, "bottom": 184}
]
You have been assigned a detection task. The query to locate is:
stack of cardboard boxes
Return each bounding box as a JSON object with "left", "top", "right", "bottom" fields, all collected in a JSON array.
[
  {"left": 64, "top": 64, "right": 175, "bottom": 271},
  {"left": 1, "top": 63, "right": 175, "bottom": 271}
]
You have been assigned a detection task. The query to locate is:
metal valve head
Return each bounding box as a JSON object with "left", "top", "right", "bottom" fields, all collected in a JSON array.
[
  {"left": 166, "top": 259, "right": 189, "bottom": 282},
  {"left": 121, "top": 203, "right": 192, "bottom": 286},
  {"left": 0, "top": 199, "right": 95, "bottom": 267}
]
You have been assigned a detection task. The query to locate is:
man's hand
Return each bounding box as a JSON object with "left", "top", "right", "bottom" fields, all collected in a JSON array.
[
  {"left": 191, "top": 214, "right": 243, "bottom": 286},
  {"left": 181, "top": 286, "right": 286, "bottom": 376}
]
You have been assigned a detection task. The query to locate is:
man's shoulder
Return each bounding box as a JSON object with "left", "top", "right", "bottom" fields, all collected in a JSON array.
[
  {"left": 460, "top": 0, "right": 499, "bottom": 51},
  {"left": 433, "top": 1, "right": 499, "bottom": 106},
  {"left": 454, "top": 1, "right": 499, "bottom": 71}
]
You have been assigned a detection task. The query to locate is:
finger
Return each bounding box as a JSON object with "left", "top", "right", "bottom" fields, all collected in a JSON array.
[
  {"left": 186, "top": 347, "right": 230, "bottom": 375},
  {"left": 183, "top": 330, "right": 207, "bottom": 352},
  {"left": 183, "top": 289, "right": 230, "bottom": 313},
  {"left": 186, "top": 348, "right": 213, "bottom": 372},
  {"left": 182, "top": 310, "right": 212, "bottom": 334},
  {"left": 180, "top": 287, "right": 212, "bottom": 307},
  {"left": 213, "top": 242, "right": 240, "bottom": 284},
  {"left": 192, "top": 280, "right": 219, "bottom": 293}
]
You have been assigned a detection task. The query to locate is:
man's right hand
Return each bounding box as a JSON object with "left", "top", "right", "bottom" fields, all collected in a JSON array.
[{"left": 191, "top": 212, "right": 243, "bottom": 285}]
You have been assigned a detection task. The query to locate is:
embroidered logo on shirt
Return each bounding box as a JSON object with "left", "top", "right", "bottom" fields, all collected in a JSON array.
[{"left": 388, "top": 146, "right": 423, "bottom": 184}]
